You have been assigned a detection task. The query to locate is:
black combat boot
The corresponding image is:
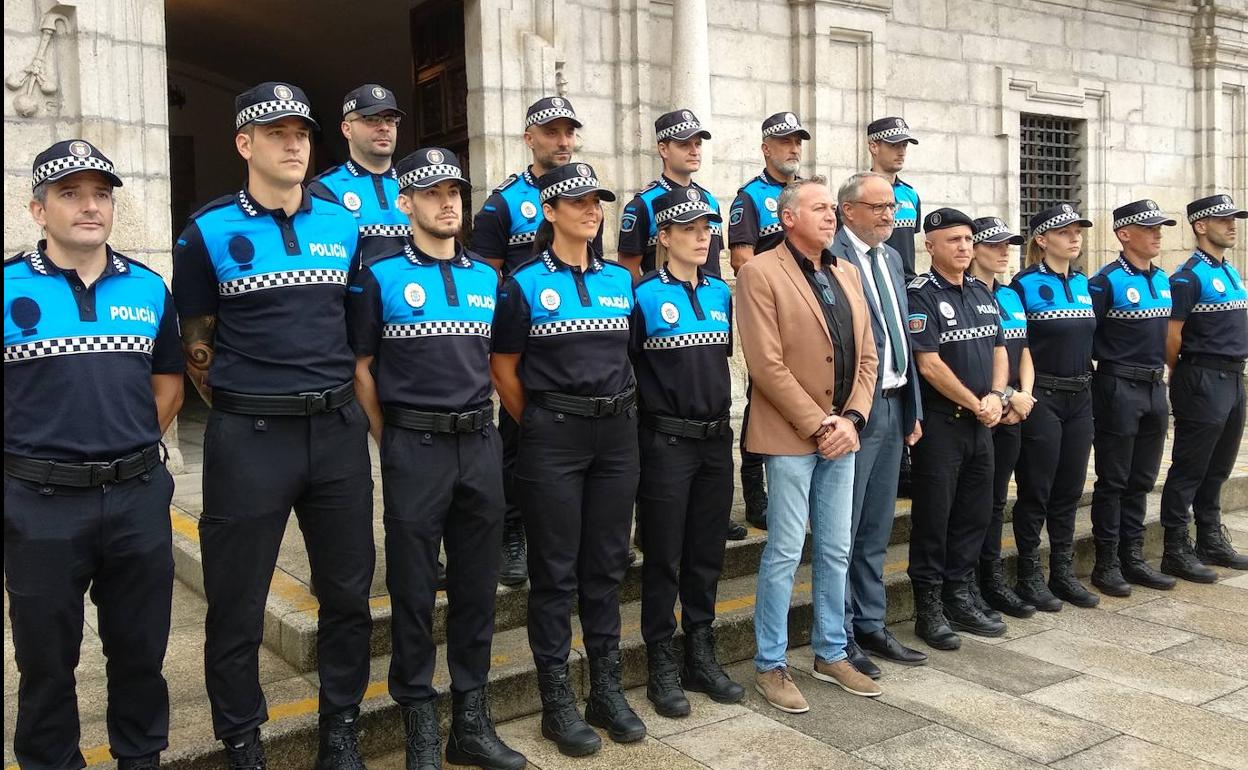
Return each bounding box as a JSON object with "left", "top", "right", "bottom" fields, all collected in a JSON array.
[
  {"left": 446, "top": 687, "right": 526, "bottom": 770},
  {"left": 1091, "top": 541, "right": 1131, "bottom": 597},
  {"left": 222, "top": 729, "right": 266, "bottom": 770},
  {"left": 584, "top": 651, "right": 647, "bottom": 743},
  {"left": 1161, "top": 527, "right": 1218, "bottom": 583},
  {"left": 742, "top": 462, "right": 768, "bottom": 530},
  {"left": 682, "top": 624, "right": 746, "bottom": 703},
  {"left": 913, "top": 584, "right": 961, "bottom": 650},
  {"left": 498, "top": 519, "right": 527, "bottom": 587},
  {"left": 1196, "top": 525, "right": 1248, "bottom": 570},
  {"left": 400, "top": 700, "right": 441, "bottom": 770},
  {"left": 979, "top": 559, "right": 1036, "bottom": 618},
  {"left": 1048, "top": 549, "right": 1099, "bottom": 608},
  {"left": 536, "top": 665, "right": 601, "bottom": 757},
  {"left": 1118, "top": 538, "right": 1175, "bottom": 589},
  {"left": 646, "top": 639, "right": 691, "bottom": 717},
  {"left": 942, "top": 583, "right": 1006, "bottom": 637},
  {"left": 1014, "top": 551, "right": 1062, "bottom": 612},
  {"left": 118, "top": 756, "right": 160, "bottom": 769},
  {"left": 315, "top": 706, "right": 367, "bottom": 770},
  {"left": 967, "top": 566, "right": 1002, "bottom": 621}
]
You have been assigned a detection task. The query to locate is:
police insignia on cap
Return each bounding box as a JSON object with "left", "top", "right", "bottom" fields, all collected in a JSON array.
[
  {"left": 427, "top": 149, "right": 444, "bottom": 164},
  {"left": 1126, "top": 287, "right": 1141, "bottom": 304},
  {"left": 69, "top": 141, "right": 91, "bottom": 158},
  {"left": 371, "top": 86, "right": 387, "bottom": 99},
  {"left": 686, "top": 188, "right": 700, "bottom": 202},
  {"left": 1147, "top": 200, "right": 1157, "bottom": 210},
  {"left": 785, "top": 112, "right": 797, "bottom": 126},
  {"left": 520, "top": 200, "right": 538, "bottom": 219},
  {"left": 274, "top": 84, "right": 293, "bottom": 100},
  {"left": 551, "top": 97, "right": 564, "bottom": 108},
  {"left": 660, "top": 302, "right": 680, "bottom": 324},
  {"left": 404, "top": 282, "right": 427, "bottom": 308},
  {"left": 931, "top": 212, "right": 942, "bottom": 226},
  {"left": 342, "top": 191, "right": 362, "bottom": 211},
  {"left": 939, "top": 301, "right": 956, "bottom": 319},
  {"left": 1224, "top": 195, "right": 1233, "bottom": 205},
  {"left": 577, "top": 163, "right": 591, "bottom": 178},
  {"left": 682, "top": 110, "right": 693, "bottom": 122},
  {"left": 993, "top": 218, "right": 1004, "bottom": 228},
  {"left": 764, "top": 197, "right": 778, "bottom": 212},
  {"left": 1062, "top": 203, "right": 1074, "bottom": 214},
  {"left": 540, "top": 288, "right": 561, "bottom": 310},
  {"left": 895, "top": 118, "right": 904, "bottom": 128}
]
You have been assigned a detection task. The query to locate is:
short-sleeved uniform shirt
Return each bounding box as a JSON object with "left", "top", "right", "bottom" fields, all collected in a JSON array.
[
  {"left": 308, "top": 160, "right": 410, "bottom": 267},
  {"left": 471, "top": 168, "right": 605, "bottom": 274},
  {"left": 618, "top": 176, "right": 723, "bottom": 276},
  {"left": 630, "top": 265, "right": 732, "bottom": 420},
  {"left": 1009, "top": 262, "right": 1096, "bottom": 377},
  {"left": 4, "top": 244, "right": 184, "bottom": 461},
  {"left": 728, "top": 169, "right": 788, "bottom": 255},
  {"left": 492, "top": 249, "right": 635, "bottom": 396},
  {"left": 906, "top": 271, "right": 1003, "bottom": 406},
  {"left": 887, "top": 177, "right": 921, "bottom": 278},
  {"left": 1169, "top": 249, "right": 1248, "bottom": 361},
  {"left": 172, "top": 186, "right": 360, "bottom": 395},
  {"left": 347, "top": 243, "right": 497, "bottom": 412},
  {"left": 994, "top": 282, "right": 1028, "bottom": 389},
  {"left": 1089, "top": 254, "right": 1171, "bottom": 369}
]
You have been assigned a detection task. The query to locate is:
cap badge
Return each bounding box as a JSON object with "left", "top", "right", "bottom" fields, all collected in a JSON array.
[
  {"left": 427, "top": 149, "right": 445, "bottom": 164},
  {"left": 371, "top": 86, "right": 387, "bottom": 100},
  {"left": 520, "top": 200, "right": 538, "bottom": 219},
  {"left": 784, "top": 112, "right": 797, "bottom": 126},
  {"left": 660, "top": 302, "right": 680, "bottom": 324},
  {"left": 404, "top": 282, "right": 427, "bottom": 309},
  {"left": 682, "top": 110, "right": 693, "bottom": 122},
  {"left": 342, "top": 191, "right": 362, "bottom": 211},
  {"left": 686, "top": 188, "right": 700, "bottom": 202},
  {"left": 895, "top": 118, "right": 904, "bottom": 128},
  {"left": 931, "top": 212, "right": 942, "bottom": 226},
  {"left": 993, "top": 218, "right": 1004, "bottom": 228},
  {"left": 274, "top": 84, "right": 294, "bottom": 100},
  {"left": 551, "top": 97, "right": 564, "bottom": 108},
  {"left": 1062, "top": 204, "right": 1074, "bottom": 214},
  {"left": 1146, "top": 200, "right": 1157, "bottom": 210},
  {"left": 1223, "top": 195, "right": 1233, "bottom": 205},
  {"left": 577, "top": 163, "right": 591, "bottom": 178},
  {"left": 68, "top": 141, "right": 92, "bottom": 158}
]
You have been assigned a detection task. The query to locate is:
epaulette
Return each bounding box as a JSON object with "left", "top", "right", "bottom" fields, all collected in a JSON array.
[
  {"left": 493, "top": 174, "right": 520, "bottom": 194},
  {"left": 4, "top": 252, "right": 28, "bottom": 267},
  {"left": 308, "top": 184, "right": 341, "bottom": 205},
  {"left": 635, "top": 268, "right": 663, "bottom": 289},
  {"left": 640, "top": 179, "right": 664, "bottom": 194},
  {"left": 894, "top": 176, "right": 915, "bottom": 190},
  {"left": 188, "top": 194, "right": 236, "bottom": 222},
  {"left": 118, "top": 254, "right": 163, "bottom": 277},
  {"left": 907, "top": 275, "right": 930, "bottom": 290},
  {"left": 310, "top": 164, "right": 345, "bottom": 183}
]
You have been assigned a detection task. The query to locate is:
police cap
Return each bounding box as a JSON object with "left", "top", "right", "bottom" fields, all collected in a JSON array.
[
  {"left": 1030, "top": 203, "right": 1093, "bottom": 237},
  {"left": 656, "top": 109, "right": 711, "bottom": 142},
  {"left": 1111, "top": 199, "right": 1176, "bottom": 230},
  {"left": 1186, "top": 193, "right": 1248, "bottom": 224},
  {"left": 526, "top": 96, "right": 583, "bottom": 128},
  {"left": 867, "top": 116, "right": 918, "bottom": 145},
  {"left": 536, "top": 162, "right": 616, "bottom": 203},
  {"left": 762, "top": 112, "right": 810, "bottom": 140},
  {"left": 924, "top": 207, "right": 974, "bottom": 234},
  {"left": 654, "top": 185, "right": 722, "bottom": 227},
  {"left": 32, "top": 139, "right": 122, "bottom": 189},
  {"left": 235, "top": 81, "right": 318, "bottom": 131},
  {"left": 972, "top": 216, "right": 1024, "bottom": 245},
  {"left": 396, "top": 147, "right": 467, "bottom": 191},
  {"left": 342, "top": 84, "right": 405, "bottom": 118}
]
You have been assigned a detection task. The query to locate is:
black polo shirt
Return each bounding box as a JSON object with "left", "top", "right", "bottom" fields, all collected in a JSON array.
[
  {"left": 907, "top": 270, "right": 1003, "bottom": 407},
  {"left": 1170, "top": 249, "right": 1248, "bottom": 362},
  {"left": 788, "top": 240, "right": 855, "bottom": 411}
]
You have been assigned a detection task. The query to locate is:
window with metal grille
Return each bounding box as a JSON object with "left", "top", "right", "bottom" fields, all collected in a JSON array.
[{"left": 1020, "top": 114, "right": 1085, "bottom": 237}]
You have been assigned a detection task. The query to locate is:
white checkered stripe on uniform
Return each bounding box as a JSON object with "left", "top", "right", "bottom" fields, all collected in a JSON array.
[
  {"left": 5, "top": 334, "right": 154, "bottom": 363},
  {"left": 219, "top": 268, "right": 347, "bottom": 296},
  {"left": 1026, "top": 308, "right": 1096, "bottom": 321},
  {"left": 399, "top": 165, "right": 465, "bottom": 190},
  {"left": 526, "top": 106, "right": 578, "bottom": 126},
  {"left": 1187, "top": 201, "right": 1242, "bottom": 223},
  {"left": 1003, "top": 327, "right": 1027, "bottom": 340},
  {"left": 360, "top": 224, "right": 411, "bottom": 238},
  {"left": 33, "top": 155, "right": 117, "bottom": 186},
  {"left": 1105, "top": 306, "right": 1171, "bottom": 320},
  {"left": 642, "top": 331, "right": 730, "bottom": 350},
  {"left": 235, "top": 99, "right": 312, "bottom": 129},
  {"left": 383, "top": 321, "right": 491, "bottom": 339},
  {"left": 1193, "top": 299, "right": 1248, "bottom": 313},
  {"left": 656, "top": 121, "right": 702, "bottom": 141},
  {"left": 540, "top": 176, "right": 600, "bottom": 202},
  {"left": 508, "top": 232, "right": 536, "bottom": 246},
  {"left": 530, "top": 317, "right": 630, "bottom": 337},
  {"left": 893, "top": 217, "right": 918, "bottom": 229},
  {"left": 938, "top": 324, "right": 998, "bottom": 344},
  {"left": 759, "top": 222, "right": 783, "bottom": 237}
]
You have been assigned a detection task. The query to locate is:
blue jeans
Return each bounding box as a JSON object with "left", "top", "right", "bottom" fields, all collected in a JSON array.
[{"left": 754, "top": 452, "right": 855, "bottom": 671}]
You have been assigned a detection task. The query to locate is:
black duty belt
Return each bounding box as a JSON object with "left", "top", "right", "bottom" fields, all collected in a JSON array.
[
  {"left": 212, "top": 382, "right": 355, "bottom": 416},
  {"left": 4, "top": 444, "right": 163, "bottom": 487},
  {"left": 643, "top": 413, "right": 731, "bottom": 439},
  {"left": 1035, "top": 372, "right": 1093, "bottom": 393},
  {"left": 881, "top": 387, "right": 904, "bottom": 399},
  {"left": 1097, "top": 362, "right": 1164, "bottom": 383},
  {"left": 1182, "top": 355, "right": 1246, "bottom": 374},
  {"left": 530, "top": 388, "right": 636, "bottom": 418},
  {"left": 922, "top": 401, "right": 977, "bottom": 420},
  {"left": 384, "top": 404, "right": 493, "bottom": 433}
]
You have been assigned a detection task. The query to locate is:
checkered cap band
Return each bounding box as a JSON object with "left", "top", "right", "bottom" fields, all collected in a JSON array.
[
  {"left": 383, "top": 321, "right": 491, "bottom": 339},
  {"left": 972, "top": 224, "right": 1013, "bottom": 244},
  {"left": 1113, "top": 210, "right": 1172, "bottom": 230},
  {"left": 1193, "top": 299, "right": 1248, "bottom": 313},
  {"left": 1003, "top": 327, "right": 1027, "bottom": 340},
  {"left": 219, "top": 268, "right": 347, "bottom": 296},
  {"left": 32, "top": 155, "right": 118, "bottom": 187},
  {"left": 540, "top": 176, "right": 600, "bottom": 202},
  {"left": 763, "top": 120, "right": 804, "bottom": 138},
  {"left": 529, "top": 317, "right": 630, "bottom": 337},
  {"left": 657, "top": 121, "right": 703, "bottom": 141},
  {"left": 642, "top": 331, "right": 730, "bottom": 350},
  {"left": 5, "top": 334, "right": 154, "bottom": 363},
  {"left": 1032, "top": 210, "right": 1085, "bottom": 236},
  {"left": 1026, "top": 308, "right": 1096, "bottom": 321},
  {"left": 655, "top": 200, "right": 715, "bottom": 226},
  {"left": 1187, "top": 201, "right": 1243, "bottom": 223},
  {"left": 867, "top": 126, "right": 912, "bottom": 142},
  {"left": 526, "top": 106, "right": 578, "bottom": 127},
  {"left": 938, "top": 324, "right": 998, "bottom": 344},
  {"left": 1105, "top": 307, "right": 1171, "bottom": 320},
  {"left": 235, "top": 99, "right": 312, "bottom": 129},
  {"left": 360, "top": 224, "right": 411, "bottom": 238},
  {"left": 399, "top": 165, "right": 464, "bottom": 190}
]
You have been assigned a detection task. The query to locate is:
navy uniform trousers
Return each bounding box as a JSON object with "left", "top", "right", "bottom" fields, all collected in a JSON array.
[
  {"left": 4, "top": 466, "right": 175, "bottom": 768},
  {"left": 1090, "top": 372, "right": 1168, "bottom": 544},
  {"left": 1012, "top": 388, "right": 1094, "bottom": 554},
  {"left": 981, "top": 422, "right": 1021, "bottom": 562},
  {"left": 200, "top": 403, "right": 374, "bottom": 740}
]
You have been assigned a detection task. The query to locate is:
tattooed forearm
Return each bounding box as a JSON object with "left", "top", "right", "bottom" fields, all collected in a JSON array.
[{"left": 181, "top": 314, "right": 217, "bottom": 406}]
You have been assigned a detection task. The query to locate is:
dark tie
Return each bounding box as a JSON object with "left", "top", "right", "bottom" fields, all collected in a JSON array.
[{"left": 869, "top": 246, "right": 907, "bottom": 377}]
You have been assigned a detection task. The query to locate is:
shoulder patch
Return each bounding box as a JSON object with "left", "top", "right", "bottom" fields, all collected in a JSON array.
[
  {"left": 907, "top": 275, "right": 930, "bottom": 290},
  {"left": 620, "top": 211, "right": 638, "bottom": 233},
  {"left": 907, "top": 313, "right": 927, "bottom": 333},
  {"left": 188, "top": 193, "right": 236, "bottom": 222}
]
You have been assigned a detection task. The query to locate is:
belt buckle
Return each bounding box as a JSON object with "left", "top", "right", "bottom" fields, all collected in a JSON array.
[
  {"left": 593, "top": 396, "right": 614, "bottom": 417},
  {"left": 454, "top": 413, "right": 476, "bottom": 432},
  {"left": 301, "top": 390, "right": 329, "bottom": 414},
  {"left": 84, "top": 461, "right": 118, "bottom": 485}
]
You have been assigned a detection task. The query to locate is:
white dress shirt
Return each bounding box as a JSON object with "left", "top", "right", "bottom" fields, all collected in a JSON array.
[{"left": 844, "top": 227, "right": 908, "bottom": 390}]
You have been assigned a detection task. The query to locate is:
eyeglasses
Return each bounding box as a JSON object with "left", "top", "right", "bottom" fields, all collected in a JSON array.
[
  {"left": 352, "top": 115, "right": 402, "bottom": 128},
  {"left": 849, "top": 201, "right": 899, "bottom": 215},
  {"left": 811, "top": 268, "right": 837, "bottom": 306}
]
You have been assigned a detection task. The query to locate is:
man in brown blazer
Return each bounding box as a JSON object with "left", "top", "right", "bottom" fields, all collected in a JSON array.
[{"left": 736, "top": 176, "right": 880, "bottom": 713}]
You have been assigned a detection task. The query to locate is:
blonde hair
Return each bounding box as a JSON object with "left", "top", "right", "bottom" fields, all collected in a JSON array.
[
  {"left": 1025, "top": 236, "right": 1046, "bottom": 267},
  {"left": 655, "top": 235, "right": 671, "bottom": 268}
]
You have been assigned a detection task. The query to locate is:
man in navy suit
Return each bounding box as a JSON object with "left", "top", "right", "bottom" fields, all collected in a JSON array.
[{"left": 831, "top": 172, "right": 928, "bottom": 675}]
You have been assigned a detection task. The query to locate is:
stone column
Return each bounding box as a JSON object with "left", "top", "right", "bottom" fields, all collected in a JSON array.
[{"left": 669, "top": 0, "right": 712, "bottom": 177}]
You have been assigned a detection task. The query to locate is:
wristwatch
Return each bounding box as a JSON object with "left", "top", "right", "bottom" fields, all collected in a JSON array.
[
  {"left": 844, "top": 410, "right": 866, "bottom": 433},
  {"left": 990, "top": 389, "right": 1010, "bottom": 408}
]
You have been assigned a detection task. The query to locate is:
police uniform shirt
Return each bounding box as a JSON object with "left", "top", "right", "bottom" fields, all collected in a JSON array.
[
  {"left": 790, "top": 241, "right": 856, "bottom": 409},
  {"left": 347, "top": 242, "right": 496, "bottom": 412},
  {"left": 308, "top": 160, "right": 410, "bottom": 266},
  {"left": 471, "top": 168, "right": 605, "bottom": 274},
  {"left": 1009, "top": 262, "right": 1096, "bottom": 377},
  {"left": 728, "top": 169, "right": 789, "bottom": 255},
  {"left": 1170, "top": 249, "right": 1248, "bottom": 362},
  {"left": 618, "top": 176, "right": 723, "bottom": 276},
  {"left": 4, "top": 244, "right": 184, "bottom": 460},
  {"left": 630, "top": 265, "right": 732, "bottom": 420},
  {"left": 993, "top": 282, "right": 1028, "bottom": 389},
  {"left": 172, "top": 186, "right": 360, "bottom": 394},
  {"left": 492, "top": 248, "right": 635, "bottom": 396},
  {"left": 1089, "top": 254, "right": 1171, "bottom": 369},
  {"left": 906, "top": 271, "right": 1003, "bottom": 405},
  {"left": 886, "top": 177, "right": 921, "bottom": 272}
]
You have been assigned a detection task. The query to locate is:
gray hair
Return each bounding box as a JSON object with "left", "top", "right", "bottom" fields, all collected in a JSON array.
[
  {"left": 31, "top": 181, "right": 48, "bottom": 204},
  {"left": 777, "top": 175, "right": 829, "bottom": 225},
  {"left": 836, "top": 171, "right": 891, "bottom": 206}
]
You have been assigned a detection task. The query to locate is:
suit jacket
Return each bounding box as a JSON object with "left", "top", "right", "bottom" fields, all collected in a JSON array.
[
  {"left": 830, "top": 228, "right": 923, "bottom": 431},
  {"left": 736, "top": 240, "right": 878, "bottom": 455}
]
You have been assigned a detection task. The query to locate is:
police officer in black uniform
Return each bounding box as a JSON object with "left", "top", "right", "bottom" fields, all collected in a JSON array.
[
  {"left": 1159, "top": 194, "right": 1248, "bottom": 580},
  {"left": 634, "top": 186, "right": 746, "bottom": 718},
  {"left": 471, "top": 96, "right": 604, "bottom": 586},
  {"left": 1087, "top": 200, "right": 1179, "bottom": 596},
  {"left": 905, "top": 208, "right": 1008, "bottom": 651},
  {"left": 5, "top": 141, "right": 184, "bottom": 770},
  {"left": 172, "top": 82, "right": 374, "bottom": 770},
  {"left": 347, "top": 148, "right": 525, "bottom": 770},
  {"left": 491, "top": 163, "right": 645, "bottom": 756},
  {"left": 308, "top": 84, "right": 410, "bottom": 266}
]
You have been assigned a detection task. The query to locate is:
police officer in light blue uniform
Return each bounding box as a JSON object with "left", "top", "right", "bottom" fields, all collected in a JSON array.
[
  {"left": 1087, "top": 200, "right": 1178, "bottom": 597},
  {"left": 1159, "top": 194, "right": 1248, "bottom": 580},
  {"left": 5, "top": 140, "right": 184, "bottom": 769},
  {"left": 308, "top": 84, "right": 410, "bottom": 266},
  {"left": 867, "top": 117, "right": 921, "bottom": 281}
]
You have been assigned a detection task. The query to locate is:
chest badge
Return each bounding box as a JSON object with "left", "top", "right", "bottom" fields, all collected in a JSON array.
[
  {"left": 764, "top": 197, "right": 778, "bottom": 213},
  {"left": 520, "top": 200, "right": 538, "bottom": 220},
  {"left": 11, "top": 297, "right": 41, "bottom": 337},
  {"left": 939, "top": 301, "right": 956, "bottom": 319},
  {"left": 1125, "top": 287, "right": 1141, "bottom": 304},
  {"left": 660, "top": 301, "right": 680, "bottom": 325},
  {"left": 539, "top": 288, "right": 562, "bottom": 311},
  {"left": 1212, "top": 278, "right": 1227, "bottom": 294},
  {"left": 404, "top": 282, "right": 427, "bottom": 309},
  {"left": 342, "top": 192, "right": 362, "bottom": 212}
]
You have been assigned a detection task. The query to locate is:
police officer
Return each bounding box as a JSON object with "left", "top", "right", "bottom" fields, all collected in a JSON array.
[
  {"left": 1087, "top": 200, "right": 1179, "bottom": 596},
  {"left": 471, "top": 96, "right": 603, "bottom": 586},
  {"left": 1159, "top": 194, "right": 1248, "bottom": 580},
  {"left": 347, "top": 148, "right": 525, "bottom": 770},
  {"left": 1009, "top": 204, "right": 1098, "bottom": 613},
  {"left": 5, "top": 141, "right": 183, "bottom": 770},
  {"left": 308, "top": 84, "right": 410, "bottom": 266},
  {"left": 617, "top": 109, "right": 724, "bottom": 279},
  {"left": 726, "top": 112, "right": 810, "bottom": 531},
  {"left": 634, "top": 186, "right": 745, "bottom": 719},
  {"left": 968, "top": 217, "right": 1038, "bottom": 619},
  {"left": 172, "top": 82, "right": 374, "bottom": 770},
  {"left": 866, "top": 117, "right": 921, "bottom": 281},
  {"left": 491, "top": 163, "right": 645, "bottom": 755},
  {"left": 906, "top": 208, "right": 1009, "bottom": 650}
]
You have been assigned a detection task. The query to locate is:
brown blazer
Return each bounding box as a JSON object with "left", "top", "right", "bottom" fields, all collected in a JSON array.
[{"left": 736, "top": 241, "right": 878, "bottom": 455}]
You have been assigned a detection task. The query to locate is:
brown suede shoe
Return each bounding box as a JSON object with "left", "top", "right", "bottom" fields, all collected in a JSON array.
[
  {"left": 812, "top": 657, "right": 883, "bottom": 697},
  {"left": 754, "top": 666, "right": 810, "bottom": 713}
]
